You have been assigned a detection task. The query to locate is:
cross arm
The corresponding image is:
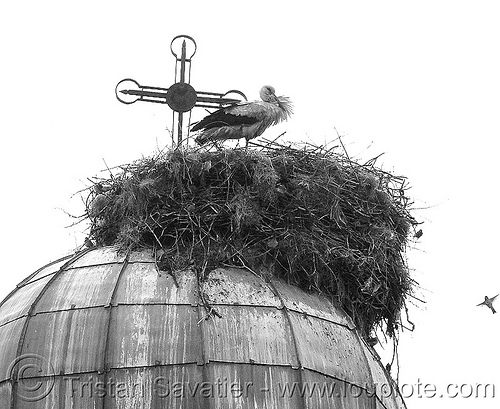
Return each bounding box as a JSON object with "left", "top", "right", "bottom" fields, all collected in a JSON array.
[{"left": 115, "top": 78, "right": 246, "bottom": 110}]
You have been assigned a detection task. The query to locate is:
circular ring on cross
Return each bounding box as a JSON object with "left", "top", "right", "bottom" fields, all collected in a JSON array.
[
  {"left": 223, "top": 89, "right": 248, "bottom": 102},
  {"left": 170, "top": 35, "right": 197, "bottom": 60},
  {"left": 115, "top": 78, "right": 142, "bottom": 104}
]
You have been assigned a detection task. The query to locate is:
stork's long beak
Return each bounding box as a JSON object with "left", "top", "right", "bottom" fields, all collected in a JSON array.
[{"left": 272, "top": 92, "right": 283, "bottom": 110}]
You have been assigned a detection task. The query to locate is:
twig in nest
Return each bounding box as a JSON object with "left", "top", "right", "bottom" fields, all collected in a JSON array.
[
  {"left": 234, "top": 253, "right": 265, "bottom": 280},
  {"left": 154, "top": 247, "right": 179, "bottom": 287},
  {"left": 335, "top": 127, "right": 350, "bottom": 161}
]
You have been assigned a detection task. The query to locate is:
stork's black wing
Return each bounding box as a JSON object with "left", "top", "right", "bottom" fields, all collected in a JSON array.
[{"left": 191, "top": 104, "right": 261, "bottom": 131}]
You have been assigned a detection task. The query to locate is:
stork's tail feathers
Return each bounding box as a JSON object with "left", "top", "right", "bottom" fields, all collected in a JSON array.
[
  {"left": 194, "top": 128, "right": 234, "bottom": 145},
  {"left": 194, "top": 132, "right": 210, "bottom": 145}
]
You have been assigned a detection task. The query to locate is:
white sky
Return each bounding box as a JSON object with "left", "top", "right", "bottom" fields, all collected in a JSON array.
[{"left": 1, "top": 1, "right": 499, "bottom": 408}]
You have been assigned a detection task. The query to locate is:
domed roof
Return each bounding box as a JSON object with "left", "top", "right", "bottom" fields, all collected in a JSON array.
[{"left": 0, "top": 246, "right": 405, "bottom": 408}]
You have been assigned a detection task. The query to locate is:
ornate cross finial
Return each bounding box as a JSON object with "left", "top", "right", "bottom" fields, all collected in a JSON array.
[{"left": 115, "top": 35, "right": 247, "bottom": 146}]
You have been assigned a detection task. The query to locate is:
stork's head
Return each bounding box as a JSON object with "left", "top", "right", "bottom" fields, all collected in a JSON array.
[
  {"left": 260, "top": 85, "right": 278, "bottom": 103},
  {"left": 260, "top": 85, "right": 293, "bottom": 119}
]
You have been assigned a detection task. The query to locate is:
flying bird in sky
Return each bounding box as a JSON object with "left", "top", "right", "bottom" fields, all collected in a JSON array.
[
  {"left": 191, "top": 85, "right": 293, "bottom": 146},
  {"left": 477, "top": 294, "right": 498, "bottom": 314}
]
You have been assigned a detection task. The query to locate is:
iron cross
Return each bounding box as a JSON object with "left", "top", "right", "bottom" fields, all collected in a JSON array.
[{"left": 115, "top": 35, "right": 247, "bottom": 146}]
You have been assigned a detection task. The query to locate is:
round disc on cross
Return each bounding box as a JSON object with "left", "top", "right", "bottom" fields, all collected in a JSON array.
[{"left": 166, "top": 82, "right": 197, "bottom": 112}]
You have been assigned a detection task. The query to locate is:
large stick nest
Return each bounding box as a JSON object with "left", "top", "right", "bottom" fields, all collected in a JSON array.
[{"left": 84, "top": 142, "right": 418, "bottom": 338}]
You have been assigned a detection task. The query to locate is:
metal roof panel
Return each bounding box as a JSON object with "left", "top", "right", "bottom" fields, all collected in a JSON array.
[
  {"left": 21, "top": 308, "right": 108, "bottom": 375},
  {"left": 0, "top": 381, "right": 11, "bottom": 406},
  {"left": 114, "top": 264, "right": 198, "bottom": 305},
  {"left": 361, "top": 343, "right": 404, "bottom": 409},
  {"left": 107, "top": 304, "right": 201, "bottom": 368},
  {"left": 207, "top": 362, "right": 302, "bottom": 409},
  {"left": 35, "top": 264, "right": 123, "bottom": 313},
  {"left": 202, "top": 268, "right": 281, "bottom": 308},
  {"left": 127, "top": 248, "right": 156, "bottom": 263},
  {"left": 202, "top": 306, "right": 298, "bottom": 367},
  {"left": 301, "top": 369, "right": 376, "bottom": 409},
  {"left": 70, "top": 247, "right": 125, "bottom": 268},
  {"left": 0, "top": 275, "right": 52, "bottom": 326},
  {"left": 104, "top": 365, "right": 204, "bottom": 409},
  {"left": 21, "top": 256, "right": 72, "bottom": 286},
  {"left": 288, "top": 311, "right": 371, "bottom": 386},
  {"left": 0, "top": 247, "right": 404, "bottom": 409},
  {"left": 0, "top": 318, "right": 26, "bottom": 383},
  {"left": 13, "top": 375, "right": 104, "bottom": 409},
  {"left": 272, "top": 279, "right": 354, "bottom": 328}
]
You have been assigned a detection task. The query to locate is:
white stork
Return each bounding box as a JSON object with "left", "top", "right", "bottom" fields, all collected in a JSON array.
[
  {"left": 191, "top": 85, "right": 293, "bottom": 146},
  {"left": 477, "top": 294, "right": 498, "bottom": 314}
]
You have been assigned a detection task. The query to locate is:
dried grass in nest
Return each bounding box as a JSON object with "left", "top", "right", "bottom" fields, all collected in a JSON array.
[{"left": 83, "top": 141, "right": 419, "bottom": 338}]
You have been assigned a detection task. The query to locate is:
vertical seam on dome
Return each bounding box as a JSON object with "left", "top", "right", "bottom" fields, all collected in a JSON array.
[
  {"left": 266, "top": 279, "right": 308, "bottom": 409},
  {"left": 194, "top": 267, "right": 212, "bottom": 409},
  {"left": 99, "top": 249, "right": 131, "bottom": 408},
  {"left": 9, "top": 248, "right": 93, "bottom": 409},
  {"left": 356, "top": 335, "right": 407, "bottom": 409},
  {"left": 355, "top": 332, "right": 385, "bottom": 409}
]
